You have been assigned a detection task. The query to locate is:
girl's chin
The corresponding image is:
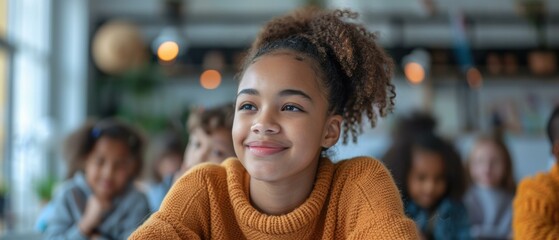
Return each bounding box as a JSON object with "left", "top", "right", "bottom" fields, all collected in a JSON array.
[
  {"left": 94, "top": 189, "right": 116, "bottom": 199},
  {"left": 248, "top": 169, "right": 280, "bottom": 181},
  {"left": 245, "top": 165, "right": 284, "bottom": 182}
]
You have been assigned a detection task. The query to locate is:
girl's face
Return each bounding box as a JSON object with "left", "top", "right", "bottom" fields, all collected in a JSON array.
[
  {"left": 181, "top": 127, "right": 235, "bottom": 172},
  {"left": 233, "top": 51, "right": 341, "bottom": 183},
  {"left": 469, "top": 142, "right": 506, "bottom": 188},
  {"left": 407, "top": 149, "right": 447, "bottom": 210},
  {"left": 85, "top": 137, "right": 136, "bottom": 200}
]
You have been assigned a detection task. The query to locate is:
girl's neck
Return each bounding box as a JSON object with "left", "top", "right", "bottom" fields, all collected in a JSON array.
[{"left": 249, "top": 158, "right": 320, "bottom": 215}]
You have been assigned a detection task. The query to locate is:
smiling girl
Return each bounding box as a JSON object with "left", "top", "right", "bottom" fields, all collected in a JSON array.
[{"left": 131, "top": 8, "right": 418, "bottom": 239}]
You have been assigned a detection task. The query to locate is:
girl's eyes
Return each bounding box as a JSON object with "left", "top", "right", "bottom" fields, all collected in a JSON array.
[
  {"left": 238, "top": 103, "right": 304, "bottom": 112},
  {"left": 238, "top": 103, "right": 257, "bottom": 111},
  {"left": 281, "top": 104, "right": 303, "bottom": 112},
  {"left": 95, "top": 157, "right": 105, "bottom": 165}
]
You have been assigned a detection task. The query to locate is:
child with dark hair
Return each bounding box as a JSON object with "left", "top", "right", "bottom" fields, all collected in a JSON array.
[
  {"left": 131, "top": 7, "right": 417, "bottom": 239},
  {"left": 464, "top": 134, "right": 515, "bottom": 239},
  {"left": 150, "top": 132, "right": 185, "bottom": 183},
  {"left": 513, "top": 106, "right": 559, "bottom": 238},
  {"left": 45, "top": 119, "right": 150, "bottom": 239},
  {"left": 383, "top": 114, "right": 470, "bottom": 240},
  {"left": 145, "top": 131, "right": 185, "bottom": 212}
]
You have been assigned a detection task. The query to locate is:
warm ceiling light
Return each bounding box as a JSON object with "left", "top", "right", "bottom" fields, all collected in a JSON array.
[
  {"left": 157, "top": 41, "right": 180, "bottom": 61},
  {"left": 200, "top": 70, "right": 222, "bottom": 90},
  {"left": 404, "top": 62, "right": 425, "bottom": 85}
]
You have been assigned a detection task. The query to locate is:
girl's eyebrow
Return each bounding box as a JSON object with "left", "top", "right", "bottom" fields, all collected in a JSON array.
[
  {"left": 279, "top": 89, "right": 313, "bottom": 103},
  {"left": 236, "top": 88, "right": 312, "bottom": 103},
  {"left": 237, "top": 88, "right": 259, "bottom": 98}
]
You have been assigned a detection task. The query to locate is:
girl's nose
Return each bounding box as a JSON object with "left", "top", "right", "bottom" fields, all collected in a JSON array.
[
  {"left": 101, "top": 163, "right": 115, "bottom": 179},
  {"left": 251, "top": 122, "right": 280, "bottom": 135},
  {"left": 251, "top": 109, "right": 280, "bottom": 135}
]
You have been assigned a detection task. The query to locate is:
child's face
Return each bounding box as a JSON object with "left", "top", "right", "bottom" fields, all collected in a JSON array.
[
  {"left": 407, "top": 149, "right": 447, "bottom": 210},
  {"left": 233, "top": 51, "right": 341, "bottom": 183},
  {"left": 158, "top": 154, "right": 183, "bottom": 179},
  {"left": 469, "top": 142, "right": 506, "bottom": 188},
  {"left": 85, "top": 137, "right": 136, "bottom": 200},
  {"left": 182, "top": 127, "right": 235, "bottom": 172}
]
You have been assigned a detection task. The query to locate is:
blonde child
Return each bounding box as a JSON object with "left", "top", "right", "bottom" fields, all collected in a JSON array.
[
  {"left": 45, "top": 119, "right": 150, "bottom": 239},
  {"left": 176, "top": 102, "right": 236, "bottom": 177},
  {"left": 513, "top": 106, "right": 559, "bottom": 238},
  {"left": 147, "top": 103, "right": 236, "bottom": 211},
  {"left": 131, "top": 8, "right": 418, "bottom": 239},
  {"left": 464, "top": 134, "right": 515, "bottom": 239}
]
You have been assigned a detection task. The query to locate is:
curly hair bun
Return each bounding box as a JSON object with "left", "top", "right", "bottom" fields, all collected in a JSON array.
[{"left": 243, "top": 7, "right": 396, "bottom": 143}]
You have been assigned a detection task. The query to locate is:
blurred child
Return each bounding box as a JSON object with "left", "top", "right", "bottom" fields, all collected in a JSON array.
[
  {"left": 384, "top": 115, "right": 469, "bottom": 240},
  {"left": 146, "top": 103, "right": 236, "bottom": 212},
  {"left": 145, "top": 131, "right": 185, "bottom": 212},
  {"left": 464, "top": 134, "right": 515, "bottom": 239},
  {"left": 175, "top": 103, "right": 236, "bottom": 177},
  {"left": 513, "top": 106, "right": 559, "bottom": 238},
  {"left": 45, "top": 119, "right": 150, "bottom": 239},
  {"left": 131, "top": 8, "right": 418, "bottom": 239}
]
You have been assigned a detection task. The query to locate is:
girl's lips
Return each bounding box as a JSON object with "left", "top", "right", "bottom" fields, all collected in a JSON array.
[
  {"left": 246, "top": 141, "right": 288, "bottom": 157},
  {"left": 99, "top": 180, "right": 114, "bottom": 190}
]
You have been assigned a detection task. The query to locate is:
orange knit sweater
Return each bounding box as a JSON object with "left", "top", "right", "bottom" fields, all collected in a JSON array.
[
  {"left": 130, "top": 157, "right": 418, "bottom": 239},
  {"left": 513, "top": 163, "right": 559, "bottom": 239}
]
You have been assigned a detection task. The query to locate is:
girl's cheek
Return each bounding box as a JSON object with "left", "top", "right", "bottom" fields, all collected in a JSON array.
[{"left": 118, "top": 163, "right": 135, "bottom": 180}]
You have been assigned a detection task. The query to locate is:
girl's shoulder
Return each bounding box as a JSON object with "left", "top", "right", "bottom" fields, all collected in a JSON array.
[
  {"left": 177, "top": 157, "right": 238, "bottom": 182},
  {"left": 333, "top": 156, "right": 388, "bottom": 179},
  {"left": 518, "top": 164, "right": 559, "bottom": 198},
  {"left": 331, "top": 156, "right": 403, "bottom": 207},
  {"left": 171, "top": 157, "right": 240, "bottom": 197},
  {"left": 437, "top": 198, "right": 468, "bottom": 216},
  {"left": 51, "top": 173, "right": 88, "bottom": 203}
]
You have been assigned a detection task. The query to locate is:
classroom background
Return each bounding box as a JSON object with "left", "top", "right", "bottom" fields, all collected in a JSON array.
[{"left": 0, "top": 0, "right": 558, "bottom": 238}]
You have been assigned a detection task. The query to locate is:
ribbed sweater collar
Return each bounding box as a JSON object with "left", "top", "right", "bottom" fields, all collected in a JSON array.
[{"left": 225, "top": 158, "right": 334, "bottom": 235}]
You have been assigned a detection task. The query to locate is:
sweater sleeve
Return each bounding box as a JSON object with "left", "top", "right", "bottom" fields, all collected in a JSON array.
[
  {"left": 513, "top": 174, "right": 559, "bottom": 239},
  {"left": 129, "top": 165, "right": 217, "bottom": 239},
  {"left": 344, "top": 158, "right": 420, "bottom": 240},
  {"left": 43, "top": 187, "right": 88, "bottom": 240}
]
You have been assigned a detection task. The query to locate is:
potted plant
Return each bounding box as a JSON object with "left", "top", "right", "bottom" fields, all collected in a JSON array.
[{"left": 33, "top": 176, "right": 58, "bottom": 205}]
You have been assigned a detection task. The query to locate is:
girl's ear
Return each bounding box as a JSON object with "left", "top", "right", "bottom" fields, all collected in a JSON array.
[{"left": 322, "top": 115, "right": 343, "bottom": 148}]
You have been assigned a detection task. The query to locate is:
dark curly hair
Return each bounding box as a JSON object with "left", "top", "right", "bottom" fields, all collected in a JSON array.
[
  {"left": 63, "top": 118, "right": 145, "bottom": 179},
  {"left": 384, "top": 133, "right": 466, "bottom": 202},
  {"left": 383, "top": 114, "right": 466, "bottom": 202},
  {"left": 237, "top": 7, "right": 395, "bottom": 143},
  {"left": 148, "top": 131, "right": 185, "bottom": 182}
]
